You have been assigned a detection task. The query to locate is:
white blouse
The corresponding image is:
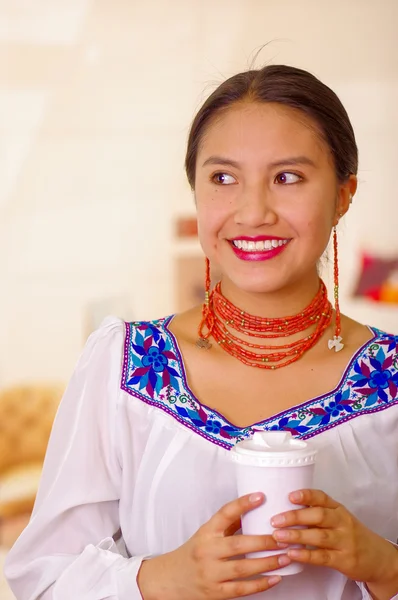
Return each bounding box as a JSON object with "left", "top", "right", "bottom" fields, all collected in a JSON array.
[{"left": 4, "top": 316, "right": 398, "bottom": 600}]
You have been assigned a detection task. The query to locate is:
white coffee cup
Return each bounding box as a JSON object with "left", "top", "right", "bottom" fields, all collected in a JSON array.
[{"left": 230, "top": 430, "right": 317, "bottom": 576}]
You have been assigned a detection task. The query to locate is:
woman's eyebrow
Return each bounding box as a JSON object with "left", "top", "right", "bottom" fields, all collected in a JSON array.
[
  {"left": 202, "top": 156, "right": 241, "bottom": 168},
  {"left": 202, "top": 155, "right": 317, "bottom": 169},
  {"left": 268, "top": 156, "right": 317, "bottom": 168}
]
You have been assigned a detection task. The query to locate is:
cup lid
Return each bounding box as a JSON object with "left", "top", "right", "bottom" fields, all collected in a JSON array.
[{"left": 230, "top": 431, "right": 317, "bottom": 467}]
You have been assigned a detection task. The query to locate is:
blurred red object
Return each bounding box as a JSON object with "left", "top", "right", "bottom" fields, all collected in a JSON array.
[
  {"left": 353, "top": 253, "right": 398, "bottom": 303},
  {"left": 175, "top": 217, "right": 198, "bottom": 238}
]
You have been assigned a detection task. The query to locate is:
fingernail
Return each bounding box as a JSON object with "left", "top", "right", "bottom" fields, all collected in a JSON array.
[
  {"left": 268, "top": 576, "right": 282, "bottom": 586},
  {"left": 288, "top": 549, "right": 301, "bottom": 559},
  {"left": 271, "top": 514, "right": 285, "bottom": 526},
  {"left": 249, "top": 492, "right": 264, "bottom": 503},
  {"left": 290, "top": 491, "right": 303, "bottom": 502},
  {"left": 278, "top": 555, "right": 291, "bottom": 567},
  {"left": 276, "top": 542, "right": 289, "bottom": 549},
  {"left": 273, "top": 530, "right": 289, "bottom": 540}
]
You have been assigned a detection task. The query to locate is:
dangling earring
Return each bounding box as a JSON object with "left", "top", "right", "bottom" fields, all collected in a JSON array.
[
  {"left": 196, "top": 257, "right": 213, "bottom": 349},
  {"left": 328, "top": 225, "right": 344, "bottom": 352}
]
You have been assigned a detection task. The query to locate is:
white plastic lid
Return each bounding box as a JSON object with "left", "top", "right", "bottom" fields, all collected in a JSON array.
[{"left": 230, "top": 431, "right": 317, "bottom": 467}]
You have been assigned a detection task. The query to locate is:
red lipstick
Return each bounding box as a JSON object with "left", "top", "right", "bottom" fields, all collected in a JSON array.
[
  {"left": 230, "top": 235, "right": 287, "bottom": 241},
  {"left": 228, "top": 237, "right": 290, "bottom": 262}
]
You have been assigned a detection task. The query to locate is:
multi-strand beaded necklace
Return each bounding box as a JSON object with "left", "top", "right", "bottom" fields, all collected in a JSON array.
[{"left": 197, "top": 280, "right": 335, "bottom": 369}]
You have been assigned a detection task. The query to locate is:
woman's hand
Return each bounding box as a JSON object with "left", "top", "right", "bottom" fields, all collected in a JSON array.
[
  {"left": 138, "top": 492, "right": 289, "bottom": 600},
  {"left": 271, "top": 489, "right": 398, "bottom": 593}
]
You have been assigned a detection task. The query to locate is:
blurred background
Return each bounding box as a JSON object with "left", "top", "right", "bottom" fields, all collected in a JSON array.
[{"left": 1, "top": 0, "right": 397, "bottom": 596}]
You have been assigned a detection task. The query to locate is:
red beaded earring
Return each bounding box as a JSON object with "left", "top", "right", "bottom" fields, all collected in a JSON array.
[
  {"left": 196, "top": 257, "right": 213, "bottom": 349},
  {"left": 328, "top": 224, "right": 344, "bottom": 352}
]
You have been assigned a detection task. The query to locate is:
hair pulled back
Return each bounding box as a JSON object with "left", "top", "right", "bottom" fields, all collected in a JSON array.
[{"left": 185, "top": 65, "right": 358, "bottom": 188}]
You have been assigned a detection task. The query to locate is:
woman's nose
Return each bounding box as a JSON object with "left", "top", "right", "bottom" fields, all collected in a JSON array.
[{"left": 234, "top": 187, "right": 278, "bottom": 228}]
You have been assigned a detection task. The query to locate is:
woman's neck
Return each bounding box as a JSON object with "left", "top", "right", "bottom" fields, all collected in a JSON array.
[{"left": 219, "top": 272, "right": 322, "bottom": 319}]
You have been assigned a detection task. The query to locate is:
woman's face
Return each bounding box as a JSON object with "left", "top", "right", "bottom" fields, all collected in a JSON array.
[{"left": 195, "top": 102, "right": 354, "bottom": 295}]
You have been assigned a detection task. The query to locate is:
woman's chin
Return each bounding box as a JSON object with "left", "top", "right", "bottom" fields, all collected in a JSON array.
[{"left": 222, "top": 274, "right": 292, "bottom": 296}]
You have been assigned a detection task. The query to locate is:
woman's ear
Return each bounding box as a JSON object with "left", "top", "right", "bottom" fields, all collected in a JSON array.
[{"left": 334, "top": 174, "right": 357, "bottom": 224}]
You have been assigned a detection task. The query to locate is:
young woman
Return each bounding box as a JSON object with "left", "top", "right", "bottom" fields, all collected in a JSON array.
[{"left": 5, "top": 65, "right": 398, "bottom": 600}]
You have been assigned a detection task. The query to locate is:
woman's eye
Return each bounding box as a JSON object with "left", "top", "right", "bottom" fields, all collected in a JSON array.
[
  {"left": 211, "top": 172, "right": 237, "bottom": 185},
  {"left": 275, "top": 172, "right": 302, "bottom": 185}
]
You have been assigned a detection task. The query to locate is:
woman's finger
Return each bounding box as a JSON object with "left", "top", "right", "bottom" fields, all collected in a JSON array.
[
  {"left": 215, "top": 534, "right": 288, "bottom": 559},
  {"left": 219, "top": 575, "right": 282, "bottom": 598},
  {"left": 273, "top": 526, "right": 343, "bottom": 549},
  {"left": 205, "top": 493, "right": 265, "bottom": 536},
  {"left": 271, "top": 505, "right": 339, "bottom": 529},
  {"left": 220, "top": 553, "right": 290, "bottom": 582},
  {"left": 288, "top": 489, "right": 341, "bottom": 509},
  {"left": 287, "top": 546, "right": 336, "bottom": 567}
]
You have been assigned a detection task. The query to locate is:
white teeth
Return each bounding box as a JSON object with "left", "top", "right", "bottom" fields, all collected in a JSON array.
[{"left": 232, "top": 239, "right": 289, "bottom": 252}]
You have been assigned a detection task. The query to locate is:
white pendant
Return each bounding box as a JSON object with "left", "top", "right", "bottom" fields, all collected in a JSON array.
[
  {"left": 328, "top": 336, "right": 344, "bottom": 352},
  {"left": 196, "top": 337, "right": 212, "bottom": 350}
]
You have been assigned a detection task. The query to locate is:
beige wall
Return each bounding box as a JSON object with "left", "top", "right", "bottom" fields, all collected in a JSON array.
[{"left": 1, "top": 0, "right": 397, "bottom": 388}]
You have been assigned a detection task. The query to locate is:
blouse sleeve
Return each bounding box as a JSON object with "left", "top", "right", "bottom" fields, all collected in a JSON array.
[
  {"left": 4, "top": 317, "right": 150, "bottom": 600},
  {"left": 357, "top": 582, "right": 398, "bottom": 599}
]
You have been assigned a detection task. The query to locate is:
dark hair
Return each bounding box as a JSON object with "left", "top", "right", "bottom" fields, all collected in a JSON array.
[{"left": 185, "top": 65, "right": 358, "bottom": 189}]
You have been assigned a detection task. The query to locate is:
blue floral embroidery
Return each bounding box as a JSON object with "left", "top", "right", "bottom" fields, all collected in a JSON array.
[
  {"left": 349, "top": 343, "right": 398, "bottom": 405},
  {"left": 126, "top": 321, "right": 181, "bottom": 398},
  {"left": 174, "top": 404, "right": 243, "bottom": 441},
  {"left": 142, "top": 347, "right": 168, "bottom": 372},
  {"left": 267, "top": 390, "right": 356, "bottom": 435},
  {"left": 121, "top": 320, "right": 398, "bottom": 449}
]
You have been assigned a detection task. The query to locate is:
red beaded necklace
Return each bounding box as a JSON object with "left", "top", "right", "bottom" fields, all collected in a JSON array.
[{"left": 197, "top": 280, "right": 333, "bottom": 369}]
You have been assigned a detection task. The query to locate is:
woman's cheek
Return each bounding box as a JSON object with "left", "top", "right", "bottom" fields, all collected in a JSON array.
[
  {"left": 304, "top": 217, "right": 333, "bottom": 254},
  {"left": 197, "top": 200, "right": 229, "bottom": 229}
]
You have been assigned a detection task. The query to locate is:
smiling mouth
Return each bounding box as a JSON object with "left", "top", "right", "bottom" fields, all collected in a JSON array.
[{"left": 230, "top": 239, "right": 289, "bottom": 252}]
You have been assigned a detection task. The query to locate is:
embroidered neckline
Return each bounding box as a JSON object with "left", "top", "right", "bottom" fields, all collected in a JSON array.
[
  {"left": 164, "top": 316, "right": 379, "bottom": 431},
  {"left": 121, "top": 317, "right": 398, "bottom": 449}
]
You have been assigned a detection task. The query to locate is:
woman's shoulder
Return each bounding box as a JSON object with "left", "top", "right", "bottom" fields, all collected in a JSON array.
[
  {"left": 342, "top": 325, "right": 398, "bottom": 410},
  {"left": 91, "top": 314, "right": 174, "bottom": 349},
  {"left": 103, "top": 310, "right": 199, "bottom": 369},
  {"left": 124, "top": 314, "right": 175, "bottom": 340},
  {"left": 341, "top": 315, "right": 397, "bottom": 349},
  {"left": 363, "top": 323, "right": 398, "bottom": 359},
  {"left": 341, "top": 317, "right": 398, "bottom": 376},
  {"left": 125, "top": 307, "right": 202, "bottom": 344},
  {"left": 81, "top": 315, "right": 127, "bottom": 362},
  {"left": 362, "top": 325, "right": 398, "bottom": 364},
  {"left": 368, "top": 325, "right": 398, "bottom": 343},
  {"left": 123, "top": 314, "right": 180, "bottom": 363}
]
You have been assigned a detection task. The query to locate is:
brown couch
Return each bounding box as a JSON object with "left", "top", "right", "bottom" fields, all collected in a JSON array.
[{"left": 0, "top": 384, "right": 63, "bottom": 546}]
